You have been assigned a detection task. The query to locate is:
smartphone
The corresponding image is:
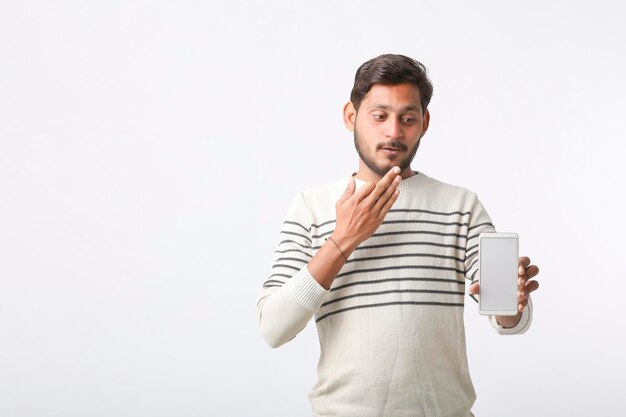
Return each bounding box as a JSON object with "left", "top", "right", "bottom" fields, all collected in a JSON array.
[{"left": 478, "top": 232, "right": 519, "bottom": 316}]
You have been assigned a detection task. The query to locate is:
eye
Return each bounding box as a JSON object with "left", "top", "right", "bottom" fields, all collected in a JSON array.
[
  {"left": 401, "top": 117, "right": 416, "bottom": 125},
  {"left": 372, "top": 113, "right": 386, "bottom": 121}
]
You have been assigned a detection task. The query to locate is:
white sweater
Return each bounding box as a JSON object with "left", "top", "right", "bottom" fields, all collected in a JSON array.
[{"left": 257, "top": 172, "right": 532, "bottom": 417}]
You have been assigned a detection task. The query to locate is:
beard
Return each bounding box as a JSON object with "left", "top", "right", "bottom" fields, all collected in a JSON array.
[{"left": 354, "top": 130, "right": 421, "bottom": 177}]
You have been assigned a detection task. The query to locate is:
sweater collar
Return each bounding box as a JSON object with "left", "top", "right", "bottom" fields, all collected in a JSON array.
[{"left": 351, "top": 171, "right": 425, "bottom": 191}]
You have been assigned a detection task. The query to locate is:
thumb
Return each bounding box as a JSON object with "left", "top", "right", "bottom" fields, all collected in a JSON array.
[
  {"left": 338, "top": 177, "right": 356, "bottom": 202},
  {"left": 469, "top": 281, "right": 480, "bottom": 295}
]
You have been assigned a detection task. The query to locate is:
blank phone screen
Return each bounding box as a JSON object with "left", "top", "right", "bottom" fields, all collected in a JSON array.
[{"left": 480, "top": 236, "right": 518, "bottom": 314}]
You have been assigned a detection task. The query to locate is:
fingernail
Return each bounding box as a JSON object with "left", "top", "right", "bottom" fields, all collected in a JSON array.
[{"left": 393, "top": 166, "right": 400, "bottom": 174}]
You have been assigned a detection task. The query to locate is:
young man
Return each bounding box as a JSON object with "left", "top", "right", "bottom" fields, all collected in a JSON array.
[{"left": 256, "top": 54, "right": 540, "bottom": 417}]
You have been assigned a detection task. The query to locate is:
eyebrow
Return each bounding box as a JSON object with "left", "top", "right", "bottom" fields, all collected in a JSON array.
[{"left": 369, "top": 104, "right": 421, "bottom": 113}]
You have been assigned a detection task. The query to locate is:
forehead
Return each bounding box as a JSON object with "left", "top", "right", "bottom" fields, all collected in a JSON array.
[{"left": 362, "top": 83, "right": 422, "bottom": 112}]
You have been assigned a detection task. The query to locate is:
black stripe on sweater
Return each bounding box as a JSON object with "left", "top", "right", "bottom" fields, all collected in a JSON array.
[
  {"left": 331, "top": 277, "right": 465, "bottom": 292},
  {"left": 321, "top": 289, "right": 465, "bottom": 307},
  {"left": 271, "top": 264, "right": 300, "bottom": 271},
  {"left": 274, "top": 248, "right": 312, "bottom": 257},
  {"left": 346, "top": 253, "right": 464, "bottom": 264},
  {"left": 278, "top": 239, "right": 311, "bottom": 250},
  {"left": 467, "top": 226, "right": 496, "bottom": 241},
  {"left": 468, "top": 222, "right": 494, "bottom": 232},
  {"left": 280, "top": 230, "right": 312, "bottom": 243},
  {"left": 268, "top": 273, "right": 291, "bottom": 279},
  {"left": 316, "top": 301, "right": 464, "bottom": 322},
  {"left": 335, "top": 264, "right": 465, "bottom": 279},
  {"left": 466, "top": 259, "right": 479, "bottom": 274},
  {"left": 311, "top": 219, "right": 336, "bottom": 229},
  {"left": 283, "top": 220, "right": 310, "bottom": 233},
  {"left": 372, "top": 230, "right": 467, "bottom": 239},
  {"left": 389, "top": 209, "right": 471, "bottom": 216},
  {"left": 381, "top": 220, "right": 469, "bottom": 227},
  {"left": 465, "top": 250, "right": 478, "bottom": 262},
  {"left": 262, "top": 279, "right": 286, "bottom": 287},
  {"left": 310, "top": 210, "right": 473, "bottom": 230},
  {"left": 274, "top": 256, "right": 308, "bottom": 264},
  {"left": 356, "top": 241, "right": 466, "bottom": 252},
  {"left": 314, "top": 240, "right": 466, "bottom": 252},
  {"left": 311, "top": 221, "right": 470, "bottom": 239}
]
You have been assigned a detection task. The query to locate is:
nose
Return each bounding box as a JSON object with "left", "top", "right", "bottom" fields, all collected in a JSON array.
[{"left": 385, "top": 117, "right": 403, "bottom": 139}]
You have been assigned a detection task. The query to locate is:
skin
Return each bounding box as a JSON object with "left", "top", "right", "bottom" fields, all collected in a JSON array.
[
  {"left": 345, "top": 83, "right": 430, "bottom": 182},
  {"left": 307, "top": 82, "right": 540, "bottom": 328}
]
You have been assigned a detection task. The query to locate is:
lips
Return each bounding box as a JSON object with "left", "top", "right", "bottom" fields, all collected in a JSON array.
[
  {"left": 378, "top": 141, "right": 407, "bottom": 153},
  {"left": 379, "top": 146, "right": 405, "bottom": 155}
]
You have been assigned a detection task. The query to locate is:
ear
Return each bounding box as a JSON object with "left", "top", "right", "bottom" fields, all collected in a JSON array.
[
  {"left": 420, "top": 109, "right": 431, "bottom": 137},
  {"left": 343, "top": 101, "right": 357, "bottom": 132}
]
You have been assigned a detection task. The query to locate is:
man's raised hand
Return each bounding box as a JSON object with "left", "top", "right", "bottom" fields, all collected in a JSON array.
[{"left": 330, "top": 167, "right": 402, "bottom": 257}]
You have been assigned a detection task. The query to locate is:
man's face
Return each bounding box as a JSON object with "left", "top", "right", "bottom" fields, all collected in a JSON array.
[{"left": 344, "top": 83, "right": 430, "bottom": 181}]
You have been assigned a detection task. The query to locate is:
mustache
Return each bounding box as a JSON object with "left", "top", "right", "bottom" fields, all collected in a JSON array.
[{"left": 377, "top": 140, "right": 407, "bottom": 151}]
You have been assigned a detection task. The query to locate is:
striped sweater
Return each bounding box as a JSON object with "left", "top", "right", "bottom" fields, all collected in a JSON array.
[{"left": 257, "top": 172, "right": 532, "bottom": 417}]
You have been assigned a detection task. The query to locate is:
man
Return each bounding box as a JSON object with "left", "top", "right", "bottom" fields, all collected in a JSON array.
[{"left": 256, "top": 54, "right": 540, "bottom": 417}]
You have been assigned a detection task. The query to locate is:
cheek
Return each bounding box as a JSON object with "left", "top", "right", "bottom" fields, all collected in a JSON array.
[
  {"left": 408, "top": 125, "right": 424, "bottom": 137},
  {"left": 356, "top": 118, "right": 381, "bottom": 138},
  {"left": 355, "top": 125, "right": 376, "bottom": 148}
]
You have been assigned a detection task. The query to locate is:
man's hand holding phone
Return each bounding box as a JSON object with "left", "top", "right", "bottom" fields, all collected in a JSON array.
[{"left": 469, "top": 255, "right": 540, "bottom": 327}]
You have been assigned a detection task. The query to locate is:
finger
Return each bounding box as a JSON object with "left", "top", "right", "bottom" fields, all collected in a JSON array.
[
  {"left": 364, "top": 166, "right": 401, "bottom": 204},
  {"left": 352, "top": 181, "right": 376, "bottom": 202},
  {"left": 469, "top": 281, "right": 479, "bottom": 295},
  {"left": 374, "top": 174, "right": 401, "bottom": 211},
  {"left": 525, "top": 265, "right": 539, "bottom": 279},
  {"left": 524, "top": 279, "right": 539, "bottom": 293},
  {"left": 518, "top": 256, "right": 531, "bottom": 272},
  {"left": 517, "top": 281, "right": 539, "bottom": 312},
  {"left": 338, "top": 177, "right": 356, "bottom": 203},
  {"left": 518, "top": 290, "right": 528, "bottom": 305},
  {"left": 378, "top": 186, "right": 400, "bottom": 217},
  {"left": 517, "top": 286, "right": 530, "bottom": 312},
  {"left": 368, "top": 167, "right": 400, "bottom": 203}
]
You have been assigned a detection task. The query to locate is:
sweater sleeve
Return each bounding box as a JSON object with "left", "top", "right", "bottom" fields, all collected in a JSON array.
[
  {"left": 463, "top": 193, "right": 533, "bottom": 335},
  {"left": 256, "top": 192, "right": 329, "bottom": 348},
  {"left": 463, "top": 192, "right": 496, "bottom": 285},
  {"left": 489, "top": 297, "right": 533, "bottom": 335}
]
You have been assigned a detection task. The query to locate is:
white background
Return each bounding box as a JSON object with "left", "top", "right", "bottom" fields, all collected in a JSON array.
[{"left": 1, "top": 1, "right": 625, "bottom": 416}]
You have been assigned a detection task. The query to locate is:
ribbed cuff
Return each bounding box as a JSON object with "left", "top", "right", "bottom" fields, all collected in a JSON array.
[
  {"left": 284, "top": 266, "right": 329, "bottom": 312},
  {"left": 489, "top": 296, "right": 533, "bottom": 335}
]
